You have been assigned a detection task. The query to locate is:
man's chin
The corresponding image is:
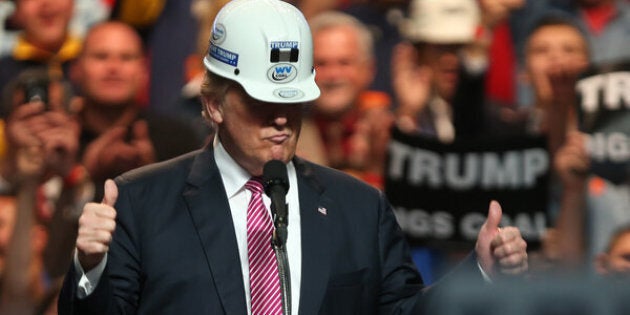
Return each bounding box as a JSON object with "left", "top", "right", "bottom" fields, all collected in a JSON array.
[{"left": 269, "top": 146, "right": 292, "bottom": 162}]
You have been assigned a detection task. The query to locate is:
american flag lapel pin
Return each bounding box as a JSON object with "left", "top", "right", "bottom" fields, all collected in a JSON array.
[{"left": 317, "top": 207, "right": 327, "bottom": 216}]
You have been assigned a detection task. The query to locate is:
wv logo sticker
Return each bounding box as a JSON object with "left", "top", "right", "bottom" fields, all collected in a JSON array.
[{"left": 267, "top": 64, "right": 297, "bottom": 82}]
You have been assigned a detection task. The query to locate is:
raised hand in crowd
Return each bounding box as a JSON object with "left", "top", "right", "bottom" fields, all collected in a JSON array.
[
  {"left": 81, "top": 120, "right": 156, "bottom": 184},
  {"left": 552, "top": 131, "right": 590, "bottom": 266},
  {"left": 554, "top": 131, "right": 590, "bottom": 192},
  {"left": 3, "top": 87, "right": 80, "bottom": 185},
  {"left": 391, "top": 42, "right": 432, "bottom": 133},
  {"left": 3, "top": 102, "right": 49, "bottom": 183}
]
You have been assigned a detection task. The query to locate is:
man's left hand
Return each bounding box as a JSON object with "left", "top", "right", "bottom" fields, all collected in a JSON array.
[{"left": 476, "top": 201, "right": 528, "bottom": 278}]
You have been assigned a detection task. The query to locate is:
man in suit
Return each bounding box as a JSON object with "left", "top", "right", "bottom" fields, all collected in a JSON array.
[{"left": 58, "top": 0, "right": 528, "bottom": 314}]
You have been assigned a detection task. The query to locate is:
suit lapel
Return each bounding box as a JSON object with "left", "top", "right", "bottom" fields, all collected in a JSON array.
[
  {"left": 295, "top": 159, "right": 333, "bottom": 314},
  {"left": 183, "top": 149, "right": 247, "bottom": 315}
]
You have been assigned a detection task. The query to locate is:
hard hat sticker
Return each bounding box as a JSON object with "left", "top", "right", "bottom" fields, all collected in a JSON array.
[
  {"left": 211, "top": 23, "right": 226, "bottom": 44},
  {"left": 270, "top": 41, "right": 299, "bottom": 63},
  {"left": 209, "top": 44, "right": 239, "bottom": 67},
  {"left": 274, "top": 88, "right": 304, "bottom": 99},
  {"left": 268, "top": 64, "right": 298, "bottom": 82},
  {"left": 270, "top": 41, "right": 298, "bottom": 49}
]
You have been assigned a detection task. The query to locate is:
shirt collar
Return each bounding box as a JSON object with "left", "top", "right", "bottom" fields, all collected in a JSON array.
[
  {"left": 213, "top": 139, "right": 297, "bottom": 199},
  {"left": 214, "top": 141, "right": 251, "bottom": 199}
]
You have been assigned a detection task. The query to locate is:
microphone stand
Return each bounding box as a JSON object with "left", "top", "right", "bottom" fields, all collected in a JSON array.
[
  {"left": 271, "top": 201, "right": 291, "bottom": 315},
  {"left": 264, "top": 160, "right": 291, "bottom": 315}
]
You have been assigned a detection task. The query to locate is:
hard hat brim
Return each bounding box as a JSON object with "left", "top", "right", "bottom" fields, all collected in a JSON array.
[{"left": 204, "top": 56, "right": 320, "bottom": 104}]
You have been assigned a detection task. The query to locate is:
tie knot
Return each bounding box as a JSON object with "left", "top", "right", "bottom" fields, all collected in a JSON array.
[{"left": 245, "top": 177, "right": 264, "bottom": 194}]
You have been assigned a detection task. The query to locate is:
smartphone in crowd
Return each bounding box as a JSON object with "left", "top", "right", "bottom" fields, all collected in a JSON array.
[{"left": 22, "top": 76, "right": 50, "bottom": 108}]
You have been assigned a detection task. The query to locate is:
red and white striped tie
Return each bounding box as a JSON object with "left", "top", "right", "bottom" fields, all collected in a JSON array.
[{"left": 245, "top": 178, "right": 283, "bottom": 315}]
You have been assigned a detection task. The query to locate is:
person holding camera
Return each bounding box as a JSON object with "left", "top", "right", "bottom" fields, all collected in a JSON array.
[{"left": 0, "top": 68, "right": 86, "bottom": 315}]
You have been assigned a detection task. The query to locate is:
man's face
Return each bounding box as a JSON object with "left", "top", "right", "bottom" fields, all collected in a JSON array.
[
  {"left": 206, "top": 85, "right": 304, "bottom": 175},
  {"left": 16, "top": 0, "right": 73, "bottom": 51},
  {"left": 0, "top": 197, "right": 17, "bottom": 278},
  {"left": 313, "top": 25, "right": 374, "bottom": 116},
  {"left": 418, "top": 43, "right": 463, "bottom": 102},
  {"left": 77, "top": 24, "right": 146, "bottom": 108},
  {"left": 525, "top": 25, "right": 589, "bottom": 82}
]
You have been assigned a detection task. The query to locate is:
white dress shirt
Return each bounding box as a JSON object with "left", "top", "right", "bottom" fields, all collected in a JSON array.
[{"left": 214, "top": 141, "right": 302, "bottom": 315}]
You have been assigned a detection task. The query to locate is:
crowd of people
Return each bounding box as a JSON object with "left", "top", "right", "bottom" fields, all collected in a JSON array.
[{"left": 0, "top": 0, "right": 627, "bottom": 313}]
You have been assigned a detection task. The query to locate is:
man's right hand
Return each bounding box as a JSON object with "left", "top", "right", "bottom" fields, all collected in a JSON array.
[{"left": 76, "top": 179, "right": 118, "bottom": 271}]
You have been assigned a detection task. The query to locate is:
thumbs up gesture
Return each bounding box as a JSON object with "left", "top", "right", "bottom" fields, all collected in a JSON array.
[
  {"left": 76, "top": 179, "right": 118, "bottom": 271},
  {"left": 475, "top": 201, "right": 528, "bottom": 278}
]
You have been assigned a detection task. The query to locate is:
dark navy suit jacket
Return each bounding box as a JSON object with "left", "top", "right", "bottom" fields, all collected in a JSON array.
[{"left": 59, "top": 147, "right": 480, "bottom": 314}]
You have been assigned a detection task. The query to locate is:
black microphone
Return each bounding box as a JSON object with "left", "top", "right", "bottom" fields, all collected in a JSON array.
[{"left": 263, "top": 160, "right": 289, "bottom": 247}]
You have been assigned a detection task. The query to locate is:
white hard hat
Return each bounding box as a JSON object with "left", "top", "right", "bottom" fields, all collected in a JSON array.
[
  {"left": 400, "top": 0, "right": 480, "bottom": 44},
  {"left": 203, "top": 0, "right": 320, "bottom": 104}
]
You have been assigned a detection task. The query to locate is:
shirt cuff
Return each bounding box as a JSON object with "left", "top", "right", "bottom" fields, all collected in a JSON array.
[
  {"left": 477, "top": 261, "right": 493, "bottom": 283},
  {"left": 74, "top": 250, "right": 108, "bottom": 299}
]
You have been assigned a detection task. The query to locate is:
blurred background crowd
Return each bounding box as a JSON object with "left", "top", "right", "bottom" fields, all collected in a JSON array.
[{"left": 0, "top": 0, "right": 628, "bottom": 313}]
